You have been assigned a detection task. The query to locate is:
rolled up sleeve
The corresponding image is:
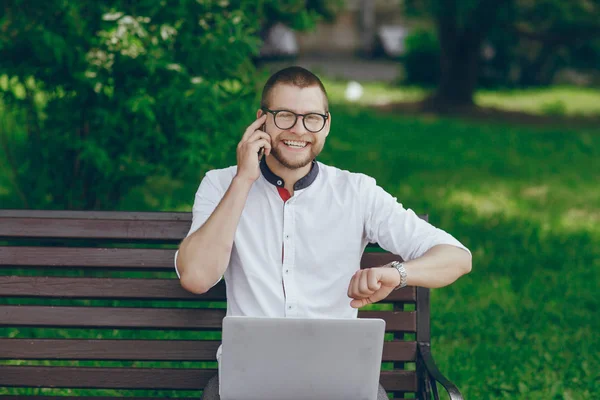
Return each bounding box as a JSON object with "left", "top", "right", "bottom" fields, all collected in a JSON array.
[{"left": 362, "top": 175, "right": 470, "bottom": 261}]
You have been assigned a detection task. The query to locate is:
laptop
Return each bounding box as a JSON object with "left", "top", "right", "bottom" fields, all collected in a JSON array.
[{"left": 220, "top": 316, "right": 386, "bottom": 400}]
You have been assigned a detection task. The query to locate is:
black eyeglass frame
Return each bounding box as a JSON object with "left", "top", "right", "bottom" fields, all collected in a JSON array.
[{"left": 261, "top": 107, "right": 329, "bottom": 133}]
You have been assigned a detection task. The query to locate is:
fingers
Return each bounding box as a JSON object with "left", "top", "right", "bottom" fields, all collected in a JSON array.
[
  {"left": 348, "top": 268, "right": 386, "bottom": 309},
  {"left": 350, "top": 298, "right": 369, "bottom": 309},
  {"left": 238, "top": 132, "right": 272, "bottom": 156},
  {"left": 254, "top": 138, "right": 272, "bottom": 156},
  {"left": 365, "top": 268, "right": 381, "bottom": 293},
  {"left": 241, "top": 114, "right": 267, "bottom": 142},
  {"left": 248, "top": 135, "right": 272, "bottom": 156},
  {"left": 245, "top": 131, "right": 271, "bottom": 145},
  {"left": 355, "top": 269, "right": 382, "bottom": 296},
  {"left": 244, "top": 138, "right": 271, "bottom": 157}
]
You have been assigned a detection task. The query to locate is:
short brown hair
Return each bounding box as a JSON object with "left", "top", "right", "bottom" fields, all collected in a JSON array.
[{"left": 261, "top": 66, "right": 329, "bottom": 112}]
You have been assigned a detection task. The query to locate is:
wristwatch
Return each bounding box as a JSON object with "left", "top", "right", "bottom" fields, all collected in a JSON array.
[{"left": 389, "top": 261, "right": 408, "bottom": 290}]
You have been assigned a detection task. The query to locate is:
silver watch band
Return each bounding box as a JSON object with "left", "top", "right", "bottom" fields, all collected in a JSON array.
[{"left": 389, "top": 261, "right": 408, "bottom": 290}]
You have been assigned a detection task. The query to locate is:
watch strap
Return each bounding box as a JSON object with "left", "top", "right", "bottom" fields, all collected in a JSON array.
[{"left": 389, "top": 261, "right": 408, "bottom": 290}]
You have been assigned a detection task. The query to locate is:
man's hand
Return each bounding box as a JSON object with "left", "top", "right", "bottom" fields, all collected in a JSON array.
[
  {"left": 347, "top": 266, "right": 401, "bottom": 309},
  {"left": 235, "top": 114, "right": 271, "bottom": 183}
]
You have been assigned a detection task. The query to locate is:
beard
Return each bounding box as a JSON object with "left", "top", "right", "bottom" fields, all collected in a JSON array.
[{"left": 271, "top": 139, "right": 323, "bottom": 170}]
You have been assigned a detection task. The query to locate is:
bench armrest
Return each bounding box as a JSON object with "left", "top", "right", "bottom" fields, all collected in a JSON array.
[{"left": 418, "top": 342, "right": 464, "bottom": 400}]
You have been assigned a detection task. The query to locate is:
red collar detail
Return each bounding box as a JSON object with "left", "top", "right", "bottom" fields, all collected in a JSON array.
[{"left": 277, "top": 187, "right": 292, "bottom": 202}]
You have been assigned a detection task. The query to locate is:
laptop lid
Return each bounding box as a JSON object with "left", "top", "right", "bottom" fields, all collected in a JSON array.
[{"left": 220, "top": 316, "right": 386, "bottom": 400}]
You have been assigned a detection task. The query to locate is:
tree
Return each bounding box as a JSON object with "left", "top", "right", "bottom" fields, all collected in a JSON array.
[
  {"left": 402, "top": 0, "right": 600, "bottom": 110},
  {"left": 0, "top": 0, "right": 340, "bottom": 210}
]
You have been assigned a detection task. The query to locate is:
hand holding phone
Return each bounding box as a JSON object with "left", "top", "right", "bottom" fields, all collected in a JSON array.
[{"left": 236, "top": 115, "right": 270, "bottom": 183}]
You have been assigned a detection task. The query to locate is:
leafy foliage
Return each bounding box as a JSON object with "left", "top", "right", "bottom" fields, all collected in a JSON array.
[{"left": 0, "top": 0, "right": 337, "bottom": 210}]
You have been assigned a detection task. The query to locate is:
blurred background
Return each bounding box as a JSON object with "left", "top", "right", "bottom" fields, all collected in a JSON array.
[{"left": 0, "top": 0, "right": 598, "bottom": 398}]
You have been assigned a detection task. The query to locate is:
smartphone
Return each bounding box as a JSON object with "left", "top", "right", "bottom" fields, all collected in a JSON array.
[{"left": 258, "top": 123, "right": 266, "bottom": 160}]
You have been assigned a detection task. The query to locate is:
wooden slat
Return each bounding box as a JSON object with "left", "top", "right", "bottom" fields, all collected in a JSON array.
[
  {"left": 0, "top": 276, "right": 413, "bottom": 302},
  {"left": 387, "top": 286, "right": 416, "bottom": 302},
  {"left": 0, "top": 210, "right": 192, "bottom": 221},
  {"left": 0, "top": 247, "right": 174, "bottom": 268},
  {"left": 360, "top": 252, "right": 403, "bottom": 268},
  {"left": 0, "top": 217, "right": 189, "bottom": 240},
  {"left": 0, "top": 395, "right": 416, "bottom": 400},
  {"left": 0, "top": 366, "right": 215, "bottom": 389},
  {"left": 0, "top": 339, "right": 416, "bottom": 362},
  {"left": 383, "top": 341, "right": 417, "bottom": 361},
  {"left": 0, "top": 366, "right": 416, "bottom": 391},
  {"left": 0, "top": 339, "right": 220, "bottom": 361},
  {"left": 0, "top": 276, "right": 226, "bottom": 300},
  {"left": 381, "top": 370, "right": 418, "bottom": 391},
  {"left": 0, "top": 306, "right": 416, "bottom": 332},
  {"left": 359, "top": 311, "right": 416, "bottom": 332},
  {"left": 0, "top": 306, "right": 226, "bottom": 329},
  {"left": 0, "top": 397, "right": 193, "bottom": 400},
  {"left": 0, "top": 210, "right": 424, "bottom": 222},
  {"left": 0, "top": 247, "right": 402, "bottom": 270}
]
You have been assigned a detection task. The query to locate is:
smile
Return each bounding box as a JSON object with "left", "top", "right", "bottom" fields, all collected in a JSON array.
[{"left": 283, "top": 140, "right": 309, "bottom": 148}]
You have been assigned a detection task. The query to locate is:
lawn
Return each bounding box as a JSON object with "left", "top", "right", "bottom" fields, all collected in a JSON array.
[
  {"left": 323, "top": 79, "right": 600, "bottom": 117},
  {"left": 1, "top": 85, "right": 599, "bottom": 399}
]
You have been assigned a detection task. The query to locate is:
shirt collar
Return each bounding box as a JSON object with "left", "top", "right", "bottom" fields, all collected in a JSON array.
[{"left": 260, "top": 157, "right": 319, "bottom": 191}]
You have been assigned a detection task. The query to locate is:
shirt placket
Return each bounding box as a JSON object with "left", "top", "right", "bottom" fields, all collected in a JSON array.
[{"left": 282, "top": 197, "right": 297, "bottom": 316}]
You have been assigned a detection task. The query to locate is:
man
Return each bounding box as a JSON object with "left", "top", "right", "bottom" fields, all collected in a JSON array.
[{"left": 175, "top": 66, "right": 472, "bottom": 399}]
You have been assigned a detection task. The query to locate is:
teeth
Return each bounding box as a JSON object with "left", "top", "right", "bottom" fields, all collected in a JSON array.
[{"left": 283, "top": 140, "right": 307, "bottom": 148}]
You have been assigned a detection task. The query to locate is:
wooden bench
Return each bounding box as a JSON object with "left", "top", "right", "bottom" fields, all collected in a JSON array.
[{"left": 0, "top": 210, "right": 463, "bottom": 399}]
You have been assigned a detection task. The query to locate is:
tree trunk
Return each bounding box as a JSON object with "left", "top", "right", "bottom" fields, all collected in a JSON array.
[
  {"left": 424, "top": 0, "right": 505, "bottom": 111},
  {"left": 426, "top": 11, "right": 483, "bottom": 111},
  {"left": 428, "top": 38, "right": 481, "bottom": 110}
]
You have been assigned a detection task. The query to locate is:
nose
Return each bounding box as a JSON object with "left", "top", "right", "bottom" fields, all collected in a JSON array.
[{"left": 289, "top": 116, "right": 308, "bottom": 135}]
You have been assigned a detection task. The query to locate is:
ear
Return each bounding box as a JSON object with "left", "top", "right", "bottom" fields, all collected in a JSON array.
[
  {"left": 324, "top": 112, "right": 332, "bottom": 138},
  {"left": 256, "top": 109, "right": 264, "bottom": 119}
]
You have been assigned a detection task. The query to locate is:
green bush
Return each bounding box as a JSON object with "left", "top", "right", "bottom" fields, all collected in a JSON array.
[
  {"left": 0, "top": 0, "right": 337, "bottom": 210},
  {"left": 401, "top": 28, "right": 440, "bottom": 87}
]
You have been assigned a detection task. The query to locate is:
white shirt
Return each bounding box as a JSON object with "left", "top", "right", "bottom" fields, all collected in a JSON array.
[{"left": 175, "top": 160, "right": 470, "bottom": 318}]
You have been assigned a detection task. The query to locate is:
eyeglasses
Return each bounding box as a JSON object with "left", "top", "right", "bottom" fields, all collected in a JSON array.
[{"left": 261, "top": 107, "right": 329, "bottom": 133}]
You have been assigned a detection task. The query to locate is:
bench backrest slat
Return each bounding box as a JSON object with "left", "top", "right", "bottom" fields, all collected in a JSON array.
[
  {"left": 0, "top": 217, "right": 189, "bottom": 240},
  {"left": 0, "top": 247, "right": 403, "bottom": 270},
  {"left": 0, "top": 277, "right": 416, "bottom": 301},
  {"left": 0, "top": 339, "right": 417, "bottom": 362},
  {"left": 0, "top": 305, "right": 416, "bottom": 332},
  {"left": 0, "top": 366, "right": 418, "bottom": 391},
  {"left": 0, "top": 247, "right": 175, "bottom": 268},
  {"left": 0, "top": 339, "right": 222, "bottom": 360}
]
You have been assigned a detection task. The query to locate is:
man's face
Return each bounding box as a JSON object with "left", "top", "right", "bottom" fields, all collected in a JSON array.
[{"left": 260, "top": 84, "right": 330, "bottom": 170}]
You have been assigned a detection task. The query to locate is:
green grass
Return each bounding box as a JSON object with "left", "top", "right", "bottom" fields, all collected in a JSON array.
[
  {"left": 324, "top": 79, "right": 428, "bottom": 106},
  {"left": 1, "top": 86, "right": 599, "bottom": 398},
  {"left": 475, "top": 86, "right": 600, "bottom": 116},
  {"left": 323, "top": 79, "right": 600, "bottom": 117}
]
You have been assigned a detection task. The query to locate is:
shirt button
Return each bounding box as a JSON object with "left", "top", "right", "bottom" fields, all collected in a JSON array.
[
  {"left": 285, "top": 269, "right": 289, "bottom": 274},
  {"left": 285, "top": 235, "right": 290, "bottom": 240},
  {"left": 288, "top": 305, "right": 292, "bottom": 309},
  {"left": 277, "top": 180, "right": 283, "bottom": 185}
]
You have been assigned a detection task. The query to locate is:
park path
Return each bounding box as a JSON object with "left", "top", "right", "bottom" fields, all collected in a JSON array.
[{"left": 261, "top": 55, "right": 400, "bottom": 82}]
